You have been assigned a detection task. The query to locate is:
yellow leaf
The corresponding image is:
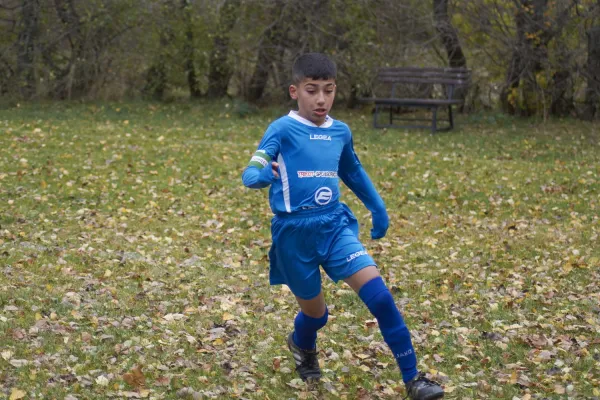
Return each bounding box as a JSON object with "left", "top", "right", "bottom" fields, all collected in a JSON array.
[
  {"left": 71, "top": 310, "right": 83, "bottom": 320},
  {"left": 213, "top": 338, "right": 224, "bottom": 345},
  {"left": 104, "top": 269, "right": 112, "bottom": 278},
  {"left": 9, "top": 388, "right": 26, "bottom": 400},
  {"left": 222, "top": 312, "right": 235, "bottom": 321},
  {"left": 34, "top": 313, "right": 42, "bottom": 321}
]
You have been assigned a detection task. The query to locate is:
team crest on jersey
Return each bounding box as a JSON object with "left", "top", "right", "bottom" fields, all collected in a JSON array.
[
  {"left": 315, "top": 187, "right": 333, "bottom": 205},
  {"left": 310, "top": 134, "right": 331, "bottom": 141}
]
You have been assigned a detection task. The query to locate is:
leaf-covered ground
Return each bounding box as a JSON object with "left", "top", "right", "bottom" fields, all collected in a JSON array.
[{"left": 0, "top": 102, "right": 599, "bottom": 400}]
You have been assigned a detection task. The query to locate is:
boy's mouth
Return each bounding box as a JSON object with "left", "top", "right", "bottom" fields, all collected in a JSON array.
[{"left": 314, "top": 108, "right": 327, "bottom": 116}]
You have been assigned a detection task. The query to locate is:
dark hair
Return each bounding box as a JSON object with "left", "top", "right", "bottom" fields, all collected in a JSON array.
[{"left": 292, "top": 53, "right": 337, "bottom": 84}]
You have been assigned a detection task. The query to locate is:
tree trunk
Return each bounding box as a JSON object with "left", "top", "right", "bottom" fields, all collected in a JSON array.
[
  {"left": 51, "top": 0, "right": 84, "bottom": 99},
  {"left": 433, "top": 0, "right": 467, "bottom": 69},
  {"left": 433, "top": 0, "right": 468, "bottom": 108},
  {"left": 500, "top": 0, "right": 549, "bottom": 116},
  {"left": 17, "top": 0, "right": 39, "bottom": 99},
  {"left": 144, "top": 33, "right": 169, "bottom": 100},
  {"left": 246, "top": 1, "right": 287, "bottom": 103},
  {"left": 550, "top": 67, "right": 573, "bottom": 117},
  {"left": 0, "top": 55, "right": 14, "bottom": 95},
  {"left": 246, "top": 39, "right": 277, "bottom": 103},
  {"left": 182, "top": 0, "right": 201, "bottom": 98},
  {"left": 584, "top": 26, "right": 600, "bottom": 120},
  {"left": 207, "top": 0, "right": 240, "bottom": 98}
]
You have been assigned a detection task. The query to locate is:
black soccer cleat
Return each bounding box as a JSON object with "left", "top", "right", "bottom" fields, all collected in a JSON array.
[
  {"left": 404, "top": 372, "right": 444, "bottom": 400},
  {"left": 287, "top": 332, "right": 321, "bottom": 382}
]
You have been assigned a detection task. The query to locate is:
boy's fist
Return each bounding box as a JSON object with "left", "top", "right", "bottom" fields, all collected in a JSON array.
[
  {"left": 256, "top": 161, "right": 279, "bottom": 185},
  {"left": 370, "top": 209, "right": 389, "bottom": 239},
  {"left": 271, "top": 161, "right": 280, "bottom": 179}
]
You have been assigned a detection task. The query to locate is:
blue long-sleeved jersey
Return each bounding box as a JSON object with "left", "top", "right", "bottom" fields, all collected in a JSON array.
[{"left": 242, "top": 111, "right": 386, "bottom": 221}]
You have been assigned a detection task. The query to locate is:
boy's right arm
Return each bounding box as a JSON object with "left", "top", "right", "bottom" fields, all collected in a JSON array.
[
  {"left": 241, "top": 125, "right": 280, "bottom": 189},
  {"left": 242, "top": 156, "right": 279, "bottom": 189}
]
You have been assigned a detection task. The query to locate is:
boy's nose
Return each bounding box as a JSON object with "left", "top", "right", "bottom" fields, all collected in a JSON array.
[{"left": 316, "top": 93, "right": 325, "bottom": 105}]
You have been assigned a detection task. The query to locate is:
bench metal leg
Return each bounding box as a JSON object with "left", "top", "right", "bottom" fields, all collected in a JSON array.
[
  {"left": 371, "top": 103, "right": 458, "bottom": 132},
  {"left": 373, "top": 104, "right": 379, "bottom": 128}
]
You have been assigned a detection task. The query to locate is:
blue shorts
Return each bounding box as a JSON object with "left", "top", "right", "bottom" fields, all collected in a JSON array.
[{"left": 268, "top": 202, "right": 376, "bottom": 300}]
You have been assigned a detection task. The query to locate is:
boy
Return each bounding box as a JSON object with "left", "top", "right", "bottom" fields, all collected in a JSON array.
[{"left": 241, "top": 53, "right": 444, "bottom": 400}]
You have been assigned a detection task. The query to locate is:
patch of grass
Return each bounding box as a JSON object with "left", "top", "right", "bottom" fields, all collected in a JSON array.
[{"left": 1, "top": 102, "right": 599, "bottom": 399}]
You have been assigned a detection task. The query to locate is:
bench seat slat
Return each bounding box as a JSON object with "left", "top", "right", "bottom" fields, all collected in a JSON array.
[
  {"left": 378, "top": 74, "right": 471, "bottom": 81},
  {"left": 378, "top": 77, "right": 470, "bottom": 85},
  {"left": 362, "top": 98, "right": 463, "bottom": 106},
  {"left": 379, "top": 67, "right": 469, "bottom": 73},
  {"left": 378, "top": 70, "right": 470, "bottom": 76}
]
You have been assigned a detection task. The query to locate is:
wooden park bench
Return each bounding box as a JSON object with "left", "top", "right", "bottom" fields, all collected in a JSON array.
[{"left": 360, "top": 67, "right": 471, "bottom": 133}]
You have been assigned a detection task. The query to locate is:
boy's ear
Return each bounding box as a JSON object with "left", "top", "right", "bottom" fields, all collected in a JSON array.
[{"left": 289, "top": 84, "right": 298, "bottom": 100}]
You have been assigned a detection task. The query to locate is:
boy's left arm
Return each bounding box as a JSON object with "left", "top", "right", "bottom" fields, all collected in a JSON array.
[{"left": 338, "top": 138, "right": 389, "bottom": 239}]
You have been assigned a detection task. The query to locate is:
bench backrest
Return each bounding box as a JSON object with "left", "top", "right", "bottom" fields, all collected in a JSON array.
[{"left": 376, "top": 67, "right": 471, "bottom": 99}]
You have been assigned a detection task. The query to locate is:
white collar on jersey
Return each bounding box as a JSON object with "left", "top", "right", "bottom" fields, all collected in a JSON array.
[{"left": 288, "top": 110, "right": 334, "bottom": 128}]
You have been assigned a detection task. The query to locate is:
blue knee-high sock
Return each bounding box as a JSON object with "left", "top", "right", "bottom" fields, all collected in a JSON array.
[
  {"left": 359, "top": 277, "right": 418, "bottom": 383},
  {"left": 293, "top": 308, "right": 329, "bottom": 350}
]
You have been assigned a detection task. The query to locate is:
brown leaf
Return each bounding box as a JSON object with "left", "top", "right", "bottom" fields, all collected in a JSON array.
[
  {"left": 356, "top": 387, "right": 372, "bottom": 400},
  {"left": 272, "top": 358, "right": 280, "bottom": 371},
  {"left": 123, "top": 365, "right": 145, "bottom": 389},
  {"left": 154, "top": 376, "right": 171, "bottom": 386},
  {"left": 525, "top": 334, "right": 547, "bottom": 349},
  {"left": 365, "top": 319, "right": 377, "bottom": 328}
]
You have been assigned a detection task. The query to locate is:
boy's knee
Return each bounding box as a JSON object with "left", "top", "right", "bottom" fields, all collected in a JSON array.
[
  {"left": 295, "top": 307, "right": 329, "bottom": 331},
  {"left": 360, "top": 283, "right": 407, "bottom": 329},
  {"left": 314, "top": 309, "right": 329, "bottom": 330},
  {"left": 316, "top": 307, "right": 329, "bottom": 328},
  {"left": 366, "top": 288, "right": 398, "bottom": 315}
]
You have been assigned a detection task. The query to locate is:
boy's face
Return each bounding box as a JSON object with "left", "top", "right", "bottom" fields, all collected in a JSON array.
[{"left": 289, "top": 78, "right": 336, "bottom": 126}]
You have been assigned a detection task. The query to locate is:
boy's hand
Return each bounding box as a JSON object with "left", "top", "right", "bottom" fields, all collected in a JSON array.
[
  {"left": 256, "top": 161, "right": 279, "bottom": 185},
  {"left": 370, "top": 209, "right": 389, "bottom": 240},
  {"left": 271, "top": 161, "right": 279, "bottom": 179}
]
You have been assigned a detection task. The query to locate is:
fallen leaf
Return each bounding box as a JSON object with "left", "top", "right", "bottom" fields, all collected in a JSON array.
[
  {"left": 222, "top": 312, "right": 235, "bottom": 321},
  {"left": 96, "top": 375, "right": 109, "bottom": 386},
  {"left": 9, "top": 388, "right": 27, "bottom": 400},
  {"left": 123, "top": 365, "right": 145, "bottom": 389}
]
